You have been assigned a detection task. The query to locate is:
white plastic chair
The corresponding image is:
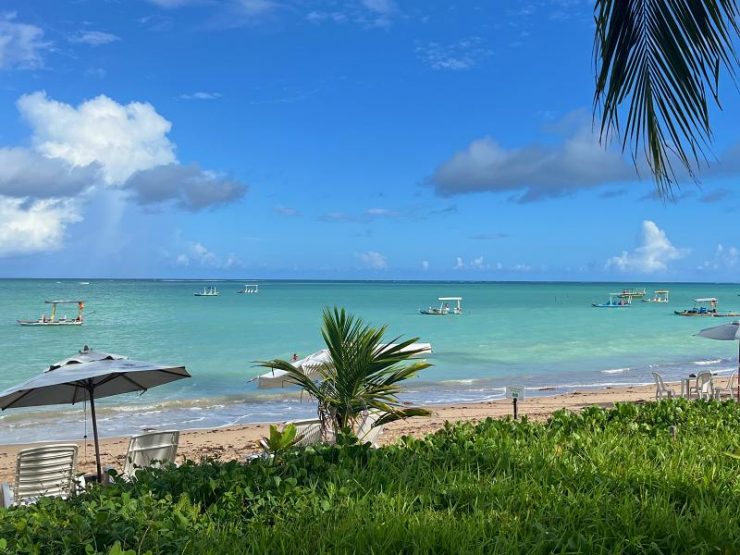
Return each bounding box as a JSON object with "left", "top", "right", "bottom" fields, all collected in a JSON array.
[
  {"left": 652, "top": 372, "right": 676, "bottom": 400},
  {"left": 713, "top": 372, "right": 738, "bottom": 400},
  {"left": 355, "top": 410, "right": 383, "bottom": 447},
  {"left": 689, "top": 372, "right": 714, "bottom": 400},
  {"left": 1, "top": 444, "right": 79, "bottom": 507},
  {"left": 121, "top": 430, "right": 180, "bottom": 479}
]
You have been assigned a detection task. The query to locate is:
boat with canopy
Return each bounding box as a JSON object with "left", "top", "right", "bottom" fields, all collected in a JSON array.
[
  {"left": 592, "top": 294, "right": 631, "bottom": 308},
  {"left": 194, "top": 286, "right": 219, "bottom": 296},
  {"left": 17, "top": 300, "right": 85, "bottom": 326},
  {"left": 675, "top": 298, "right": 740, "bottom": 317},
  {"left": 237, "top": 284, "right": 259, "bottom": 294},
  {"left": 642, "top": 290, "right": 669, "bottom": 303},
  {"left": 420, "top": 297, "right": 463, "bottom": 315}
]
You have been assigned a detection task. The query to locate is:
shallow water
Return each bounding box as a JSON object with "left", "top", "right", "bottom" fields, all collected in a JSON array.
[{"left": 1, "top": 279, "right": 738, "bottom": 442}]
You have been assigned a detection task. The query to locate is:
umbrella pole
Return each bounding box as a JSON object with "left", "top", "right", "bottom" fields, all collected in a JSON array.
[{"left": 87, "top": 386, "right": 102, "bottom": 482}]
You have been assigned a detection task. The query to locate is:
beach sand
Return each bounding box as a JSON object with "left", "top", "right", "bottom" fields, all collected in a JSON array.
[{"left": 0, "top": 380, "right": 730, "bottom": 482}]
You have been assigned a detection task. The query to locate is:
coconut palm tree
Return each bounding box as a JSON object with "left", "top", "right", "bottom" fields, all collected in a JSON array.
[
  {"left": 594, "top": 0, "right": 739, "bottom": 195},
  {"left": 258, "top": 307, "right": 431, "bottom": 440}
]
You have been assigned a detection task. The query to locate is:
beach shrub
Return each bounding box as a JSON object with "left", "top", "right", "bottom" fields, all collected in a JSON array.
[{"left": 3, "top": 399, "right": 740, "bottom": 553}]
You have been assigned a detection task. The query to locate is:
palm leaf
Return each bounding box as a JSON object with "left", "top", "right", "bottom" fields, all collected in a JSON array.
[{"left": 594, "top": 0, "right": 739, "bottom": 195}]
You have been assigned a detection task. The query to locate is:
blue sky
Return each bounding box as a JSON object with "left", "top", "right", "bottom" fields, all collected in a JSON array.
[{"left": 0, "top": 0, "right": 738, "bottom": 281}]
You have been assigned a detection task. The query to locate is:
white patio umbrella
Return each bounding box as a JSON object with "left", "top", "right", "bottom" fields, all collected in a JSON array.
[
  {"left": 696, "top": 321, "right": 740, "bottom": 401},
  {"left": 0, "top": 347, "right": 190, "bottom": 481}
]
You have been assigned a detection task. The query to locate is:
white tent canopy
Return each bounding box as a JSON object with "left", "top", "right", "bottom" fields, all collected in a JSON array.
[{"left": 257, "top": 342, "right": 432, "bottom": 389}]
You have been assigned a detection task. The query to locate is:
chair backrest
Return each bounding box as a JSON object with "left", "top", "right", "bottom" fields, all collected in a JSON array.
[
  {"left": 652, "top": 372, "right": 668, "bottom": 391},
  {"left": 123, "top": 431, "right": 179, "bottom": 478},
  {"left": 698, "top": 372, "right": 713, "bottom": 386},
  {"left": 290, "top": 419, "right": 325, "bottom": 447},
  {"left": 729, "top": 371, "right": 739, "bottom": 390},
  {"left": 355, "top": 410, "right": 382, "bottom": 446},
  {"left": 14, "top": 444, "right": 78, "bottom": 504}
]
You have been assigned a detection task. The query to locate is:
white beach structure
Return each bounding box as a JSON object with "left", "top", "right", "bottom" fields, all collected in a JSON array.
[{"left": 257, "top": 342, "right": 433, "bottom": 389}]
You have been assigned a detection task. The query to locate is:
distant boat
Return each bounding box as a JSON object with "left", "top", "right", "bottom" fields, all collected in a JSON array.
[
  {"left": 237, "top": 284, "right": 259, "bottom": 294},
  {"left": 18, "top": 300, "right": 85, "bottom": 326},
  {"left": 79, "top": 282, "right": 91, "bottom": 285},
  {"left": 618, "top": 288, "right": 646, "bottom": 299},
  {"left": 593, "top": 293, "right": 631, "bottom": 308},
  {"left": 194, "top": 286, "right": 219, "bottom": 297},
  {"left": 642, "top": 290, "right": 669, "bottom": 303},
  {"left": 675, "top": 298, "right": 740, "bottom": 317},
  {"left": 420, "top": 296, "right": 462, "bottom": 315}
]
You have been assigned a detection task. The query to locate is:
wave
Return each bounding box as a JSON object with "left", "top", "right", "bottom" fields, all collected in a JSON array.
[
  {"left": 693, "top": 358, "right": 723, "bottom": 366},
  {"left": 600, "top": 367, "right": 631, "bottom": 374}
]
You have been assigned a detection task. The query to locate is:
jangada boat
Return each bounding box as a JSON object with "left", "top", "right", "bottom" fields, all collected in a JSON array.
[
  {"left": 237, "top": 284, "right": 259, "bottom": 294},
  {"left": 675, "top": 298, "right": 740, "bottom": 317},
  {"left": 18, "top": 300, "right": 85, "bottom": 326},
  {"left": 592, "top": 293, "right": 631, "bottom": 308},
  {"left": 194, "top": 286, "right": 219, "bottom": 296},
  {"left": 420, "top": 297, "right": 463, "bottom": 315},
  {"left": 642, "top": 290, "right": 669, "bottom": 303},
  {"left": 618, "top": 288, "right": 647, "bottom": 299}
]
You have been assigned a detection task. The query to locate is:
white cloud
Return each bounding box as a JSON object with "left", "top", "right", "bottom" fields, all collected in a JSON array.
[
  {"left": 698, "top": 244, "right": 739, "bottom": 271},
  {"left": 421, "top": 260, "right": 429, "bottom": 271},
  {"left": 606, "top": 221, "right": 687, "bottom": 273},
  {"left": 0, "top": 13, "right": 49, "bottom": 69},
  {"left": 0, "top": 197, "right": 81, "bottom": 256},
  {"left": 18, "top": 91, "right": 176, "bottom": 185},
  {"left": 69, "top": 31, "right": 120, "bottom": 46},
  {"left": 357, "top": 250, "right": 388, "bottom": 270},
  {"left": 362, "top": 0, "right": 396, "bottom": 14},
  {"left": 176, "top": 241, "right": 243, "bottom": 269},
  {"left": 470, "top": 256, "right": 485, "bottom": 269},
  {"left": 453, "top": 257, "right": 464, "bottom": 270},
  {"left": 416, "top": 37, "right": 491, "bottom": 71},
  {"left": 430, "top": 113, "right": 635, "bottom": 201},
  {"left": 179, "top": 92, "right": 222, "bottom": 100}
]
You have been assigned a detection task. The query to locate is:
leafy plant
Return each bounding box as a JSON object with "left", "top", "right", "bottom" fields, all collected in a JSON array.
[
  {"left": 257, "top": 307, "right": 432, "bottom": 439},
  {"left": 260, "top": 423, "right": 301, "bottom": 460}
]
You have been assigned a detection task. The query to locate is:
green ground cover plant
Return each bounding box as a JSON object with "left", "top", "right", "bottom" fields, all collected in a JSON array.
[{"left": 2, "top": 399, "right": 740, "bottom": 554}]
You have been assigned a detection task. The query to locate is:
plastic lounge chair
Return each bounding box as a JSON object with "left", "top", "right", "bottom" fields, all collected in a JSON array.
[
  {"left": 121, "top": 430, "right": 180, "bottom": 480},
  {"left": 713, "top": 372, "right": 738, "bottom": 400},
  {"left": 355, "top": 410, "right": 384, "bottom": 447},
  {"left": 256, "top": 418, "right": 331, "bottom": 457},
  {"left": 652, "top": 372, "right": 676, "bottom": 400},
  {"left": 689, "top": 372, "right": 713, "bottom": 400},
  {"left": 1, "top": 444, "right": 79, "bottom": 507}
]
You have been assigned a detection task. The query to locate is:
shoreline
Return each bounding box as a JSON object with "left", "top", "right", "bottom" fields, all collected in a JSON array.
[{"left": 0, "top": 380, "right": 698, "bottom": 482}]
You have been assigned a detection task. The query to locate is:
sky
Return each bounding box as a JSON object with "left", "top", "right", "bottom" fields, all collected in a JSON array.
[{"left": 0, "top": 0, "right": 738, "bottom": 281}]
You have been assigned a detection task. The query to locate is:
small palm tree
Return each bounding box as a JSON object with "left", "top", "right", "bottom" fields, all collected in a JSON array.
[{"left": 258, "top": 307, "right": 431, "bottom": 440}]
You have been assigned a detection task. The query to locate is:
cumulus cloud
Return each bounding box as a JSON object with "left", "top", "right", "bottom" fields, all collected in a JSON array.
[
  {"left": 0, "top": 13, "right": 49, "bottom": 69},
  {"left": 357, "top": 250, "right": 388, "bottom": 270},
  {"left": 430, "top": 116, "right": 636, "bottom": 201},
  {"left": 606, "top": 221, "right": 687, "bottom": 273},
  {"left": 698, "top": 244, "right": 739, "bottom": 271},
  {"left": 69, "top": 31, "right": 120, "bottom": 46},
  {"left": 470, "top": 256, "right": 486, "bottom": 269},
  {"left": 453, "top": 257, "right": 464, "bottom": 270},
  {"left": 175, "top": 241, "right": 243, "bottom": 269},
  {"left": 416, "top": 37, "right": 491, "bottom": 71},
  {"left": 0, "top": 148, "right": 98, "bottom": 198},
  {"left": 124, "top": 163, "right": 246, "bottom": 211},
  {"left": 18, "top": 91, "right": 176, "bottom": 185},
  {"left": 0, "top": 197, "right": 81, "bottom": 256}
]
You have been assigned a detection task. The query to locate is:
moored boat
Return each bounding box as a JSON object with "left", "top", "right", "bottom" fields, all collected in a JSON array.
[
  {"left": 18, "top": 300, "right": 85, "bottom": 326},
  {"left": 237, "top": 284, "right": 259, "bottom": 294},
  {"left": 194, "top": 286, "right": 219, "bottom": 296},
  {"left": 618, "top": 288, "right": 646, "bottom": 299},
  {"left": 420, "top": 297, "right": 462, "bottom": 315},
  {"left": 592, "top": 294, "right": 631, "bottom": 308},
  {"left": 674, "top": 298, "right": 740, "bottom": 317},
  {"left": 642, "top": 290, "right": 670, "bottom": 303}
]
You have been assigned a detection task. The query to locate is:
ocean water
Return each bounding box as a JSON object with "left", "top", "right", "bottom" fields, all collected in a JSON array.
[{"left": 1, "top": 279, "right": 739, "bottom": 443}]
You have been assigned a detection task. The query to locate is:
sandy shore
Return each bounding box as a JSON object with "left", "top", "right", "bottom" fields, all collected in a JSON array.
[{"left": 0, "top": 380, "right": 729, "bottom": 482}]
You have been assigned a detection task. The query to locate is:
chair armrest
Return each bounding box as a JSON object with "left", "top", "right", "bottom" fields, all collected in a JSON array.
[{"left": 1, "top": 482, "right": 14, "bottom": 508}]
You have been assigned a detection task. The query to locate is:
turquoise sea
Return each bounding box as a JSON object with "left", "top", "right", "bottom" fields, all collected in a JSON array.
[{"left": 1, "top": 279, "right": 739, "bottom": 443}]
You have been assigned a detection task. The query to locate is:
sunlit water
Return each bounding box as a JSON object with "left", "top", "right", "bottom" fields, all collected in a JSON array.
[{"left": 1, "top": 279, "right": 738, "bottom": 443}]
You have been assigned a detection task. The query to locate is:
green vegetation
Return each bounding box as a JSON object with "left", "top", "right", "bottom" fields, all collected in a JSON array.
[
  {"left": 258, "top": 307, "right": 431, "bottom": 437},
  {"left": 3, "top": 399, "right": 740, "bottom": 553}
]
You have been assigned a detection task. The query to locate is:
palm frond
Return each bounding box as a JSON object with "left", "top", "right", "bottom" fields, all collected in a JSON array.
[{"left": 594, "top": 0, "right": 739, "bottom": 195}]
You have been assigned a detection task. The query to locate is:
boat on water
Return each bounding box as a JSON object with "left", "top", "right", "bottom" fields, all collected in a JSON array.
[
  {"left": 194, "top": 286, "right": 219, "bottom": 297},
  {"left": 18, "top": 300, "right": 85, "bottom": 326},
  {"left": 618, "top": 288, "right": 646, "bottom": 299},
  {"left": 642, "top": 290, "right": 669, "bottom": 303},
  {"left": 420, "top": 297, "right": 462, "bottom": 315},
  {"left": 592, "top": 293, "right": 631, "bottom": 308},
  {"left": 674, "top": 298, "right": 740, "bottom": 317},
  {"left": 237, "top": 284, "right": 259, "bottom": 294}
]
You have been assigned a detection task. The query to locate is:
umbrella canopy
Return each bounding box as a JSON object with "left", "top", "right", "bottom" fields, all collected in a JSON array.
[
  {"left": 696, "top": 321, "right": 740, "bottom": 400},
  {"left": 0, "top": 347, "right": 190, "bottom": 480}
]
